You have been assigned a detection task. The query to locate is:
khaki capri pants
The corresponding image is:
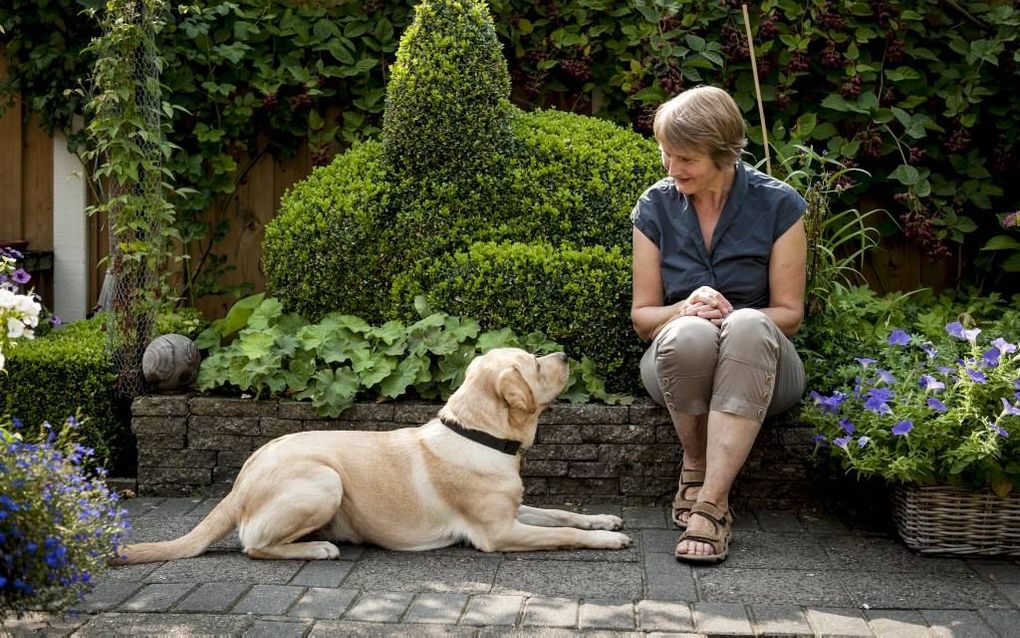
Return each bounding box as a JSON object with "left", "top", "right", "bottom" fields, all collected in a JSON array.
[{"left": 639, "top": 308, "right": 805, "bottom": 421}]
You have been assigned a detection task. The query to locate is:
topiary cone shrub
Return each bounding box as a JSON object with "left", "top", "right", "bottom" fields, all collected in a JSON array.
[
  {"left": 264, "top": 0, "right": 662, "bottom": 393},
  {"left": 382, "top": 0, "right": 514, "bottom": 181}
]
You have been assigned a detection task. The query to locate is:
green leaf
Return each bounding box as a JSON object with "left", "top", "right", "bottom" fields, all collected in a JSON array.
[
  {"left": 214, "top": 293, "right": 265, "bottom": 338},
  {"left": 888, "top": 164, "right": 920, "bottom": 186},
  {"left": 980, "top": 235, "right": 1020, "bottom": 251}
]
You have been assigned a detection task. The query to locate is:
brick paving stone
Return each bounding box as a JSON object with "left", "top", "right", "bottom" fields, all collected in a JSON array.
[
  {"left": 344, "top": 591, "right": 415, "bottom": 623},
  {"left": 230, "top": 584, "right": 306, "bottom": 615},
  {"left": 636, "top": 600, "right": 694, "bottom": 632},
  {"left": 144, "top": 497, "right": 205, "bottom": 517},
  {"left": 96, "top": 562, "right": 161, "bottom": 583},
  {"left": 967, "top": 559, "right": 1020, "bottom": 584},
  {"left": 996, "top": 583, "right": 1020, "bottom": 606},
  {"left": 578, "top": 600, "right": 635, "bottom": 630},
  {"left": 243, "top": 619, "right": 310, "bottom": 638},
  {"left": 144, "top": 553, "right": 303, "bottom": 584},
  {"left": 404, "top": 593, "right": 469, "bottom": 624},
  {"left": 311, "top": 620, "right": 479, "bottom": 637},
  {"left": 344, "top": 552, "right": 498, "bottom": 594},
  {"left": 747, "top": 604, "right": 812, "bottom": 637},
  {"left": 0, "top": 611, "right": 87, "bottom": 636},
  {"left": 492, "top": 560, "right": 642, "bottom": 600},
  {"left": 865, "top": 609, "right": 932, "bottom": 638},
  {"left": 461, "top": 594, "right": 525, "bottom": 626},
  {"left": 977, "top": 609, "right": 1020, "bottom": 638},
  {"left": 754, "top": 510, "right": 805, "bottom": 533},
  {"left": 692, "top": 602, "right": 754, "bottom": 635},
  {"left": 697, "top": 567, "right": 853, "bottom": 607},
  {"left": 921, "top": 610, "right": 998, "bottom": 638},
  {"left": 841, "top": 570, "right": 1007, "bottom": 609},
  {"left": 521, "top": 596, "right": 580, "bottom": 628},
  {"left": 118, "top": 583, "right": 195, "bottom": 612},
  {"left": 188, "top": 498, "right": 223, "bottom": 517},
  {"left": 623, "top": 507, "right": 669, "bottom": 529},
  {"left": 798, "top": 512, "right": 850, "bottom": 534},
  {"left": 78, "top": 581, "right": 143, "bottom": 613},
  {"left": 290, "top": 560, "right": 355, "bottom": 588},
  {"left": 74, "top": 612, "right": 254, "bottom": 636},
  {"left": 803, "top": 607, "right": 873, "bottom": 637},
  {"left": 121, "top": 497, "right": 165, "bottom": 518},
  {"left": 173, "top": 582, "right": 251, "bottom": 613},
  {"left": 642, "top": 552, "right": 698, "bottom": 601},
  {"left": 288, "top": 587, "right": 358, "bottom": 620}
]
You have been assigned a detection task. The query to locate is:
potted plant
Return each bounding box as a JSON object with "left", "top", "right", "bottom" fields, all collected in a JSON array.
[{"left": 802, "top": 320, "right": 1020, "bottom": 556}]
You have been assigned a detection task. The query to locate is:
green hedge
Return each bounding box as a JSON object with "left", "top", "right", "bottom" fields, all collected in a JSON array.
[
  {"left": 0, "top": 318, "right": 126, "bottom": 472},
  {"left": 391, "top": 240, "right": 640, "bottom": 392}
]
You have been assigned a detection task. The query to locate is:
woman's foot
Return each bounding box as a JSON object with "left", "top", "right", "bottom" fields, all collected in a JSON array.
[
  {"left": 671, "top": 465, "right": 705, "bottom": 529},
  {"left": 674, "top": 501, "right": 732, "bottom": 564}
]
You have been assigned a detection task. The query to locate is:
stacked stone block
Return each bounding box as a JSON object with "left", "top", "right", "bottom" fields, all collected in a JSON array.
[{"left": 132, "top": 396, "right": 822, "bottom": 508}]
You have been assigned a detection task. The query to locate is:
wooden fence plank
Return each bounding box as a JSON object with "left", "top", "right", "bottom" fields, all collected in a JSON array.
[
  {"left": 0, "top": 45, "right": 24, "bottom": 240},
  {"left": 22, "top": 114, "right": 53, "bottom": 249}
]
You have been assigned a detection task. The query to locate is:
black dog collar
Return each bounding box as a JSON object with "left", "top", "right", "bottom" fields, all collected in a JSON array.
[{"left": 440, "top": 416, "right": 522, "bottom": 456}]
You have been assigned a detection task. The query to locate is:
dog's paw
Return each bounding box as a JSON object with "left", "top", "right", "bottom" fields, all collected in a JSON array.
[
  {"left": 589, "top": 530, "right": 631, "bottom": 549},
  {"left": 310, "top": 541, "right": 341, "bottom": 560},
  {"left": 585, "top": 514, "right": 625, "bottom": 531}
]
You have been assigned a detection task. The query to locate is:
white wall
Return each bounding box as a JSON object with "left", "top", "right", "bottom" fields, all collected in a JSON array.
[{"left": 52, "top": 130, "right": 89, "bottom": 322}]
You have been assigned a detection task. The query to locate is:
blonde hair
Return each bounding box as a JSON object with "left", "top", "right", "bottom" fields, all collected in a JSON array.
[{"left": 653, "top": 86, "right": 747, "bottom": 169}]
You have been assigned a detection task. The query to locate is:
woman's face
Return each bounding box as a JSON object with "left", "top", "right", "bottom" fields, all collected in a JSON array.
[{"left": 658, "top": 142, "right": 722, "bottom": 197}]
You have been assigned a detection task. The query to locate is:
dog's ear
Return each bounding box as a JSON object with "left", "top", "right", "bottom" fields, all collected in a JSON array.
[{"left": 497, "top": 365, "right": 536, "bottom": 412}]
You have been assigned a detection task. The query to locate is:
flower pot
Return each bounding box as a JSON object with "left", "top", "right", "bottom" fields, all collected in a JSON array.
[{"left": 891, "top": 484, "right": 1020, "bottom": 557}]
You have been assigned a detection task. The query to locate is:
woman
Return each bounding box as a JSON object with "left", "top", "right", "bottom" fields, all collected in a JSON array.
[{"left": 630, "top": 86, "right": 807, "bottom": 564}]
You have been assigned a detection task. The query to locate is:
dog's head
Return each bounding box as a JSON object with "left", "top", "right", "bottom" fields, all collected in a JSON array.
[{"left": 440, "top": 348, "right": 570, "bottom": 447}]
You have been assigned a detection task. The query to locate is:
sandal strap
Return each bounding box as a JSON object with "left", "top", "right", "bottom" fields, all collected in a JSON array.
[
  {"left": 690, "top": 501, "right": 732, "bottom": 528},
  {"left": 680, "top": 468, "right": 705, "bottom": 486},
  {"left": 678, "top": 526, "right": 724, "bottom": 547}
]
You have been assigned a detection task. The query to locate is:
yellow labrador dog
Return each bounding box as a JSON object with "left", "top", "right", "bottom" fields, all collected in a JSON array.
[{"left": 117, "top": 348, "right": 630, "bottom": 564}]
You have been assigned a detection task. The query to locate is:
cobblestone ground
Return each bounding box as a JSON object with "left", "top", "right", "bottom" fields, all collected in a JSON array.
[{"left": 4, "top": 498, "right": 1019, "bottom": 637}]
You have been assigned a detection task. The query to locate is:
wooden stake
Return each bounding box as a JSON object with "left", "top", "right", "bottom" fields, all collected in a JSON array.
[{"left": 741, "top": 3, "right": 770, "bottom": 175}]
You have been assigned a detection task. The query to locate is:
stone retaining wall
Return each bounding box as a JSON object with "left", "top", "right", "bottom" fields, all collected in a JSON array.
[{"left": 132, "top": 395, "right": 827, "bottom": 509}]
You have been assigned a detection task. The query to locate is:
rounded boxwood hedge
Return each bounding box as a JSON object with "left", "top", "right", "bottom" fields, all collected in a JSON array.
[
  {"left": 391, "top": 240, "right": 641, "bottom": 392},
  {"left": 263, "top": 140, "right": 392, "bottom": 323}
]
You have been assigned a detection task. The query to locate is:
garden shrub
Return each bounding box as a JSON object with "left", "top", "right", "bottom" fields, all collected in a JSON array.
[
  {"left": 391, "top": 240, "right": 640, "bottom": 392},
  {"left": 263, "top": 140, "right": 392, "bottom": 323},
  {"left": 0, "top": 318, "right": 126, "bottom": 473},
  {"left": 382, "top": 0, "right": 514, "bottom": 181}
]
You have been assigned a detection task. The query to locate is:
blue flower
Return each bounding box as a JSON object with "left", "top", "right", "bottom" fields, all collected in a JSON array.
[
  {"left": 1002, "top": 397, "right": 1020, "bottom": 417},
  {"left": 946, "top": 321, "right": 981, "bottom": 343},
  {"left": 876, "top": 369, "right": 897, "bottom": 385},
  {"left": 982, "top": 348, "right": 1001, "bottom": 367},
  {"left": 919, "top": 374, "right": 945, "bottom": 392},
  {"left": 887, "top": 329, "right": 910, "bottom": 346},
  {"left": 839, "top": 418, "right": 856, "bottom": 434},
  {"left": 834, "top": 436, "right": 851, "bottom": 449},
  {"left": 993, "top": 338, "right": 1017, "bottom": 355},
  {"left": 857, "top": 436, "right": 871, "bottom": 448},
  {"left": 891, "top": 420, "right": 913, "bottom": 436},
  {"left": 927, "top": 397, "right": 948, "bottom": 413},
  {"left": 864, "top": 387, "right": 895, "bottom": 414},
  {"left": 810, "top": 390, "right": 846, "bottom": 414},
  {"left": 921, "top": 343, "right": 938, "bottom": 359},
  {"left": 965, "top": 368, "right": 988, "bottom": 384},
  {"left": 855, "top": 357, "right": 877, "bottom": 368},
  {"left": 812, "top": 434, "right": 826, "bottom": 445}
]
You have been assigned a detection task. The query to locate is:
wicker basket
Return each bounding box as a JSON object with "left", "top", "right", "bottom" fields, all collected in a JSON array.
[{"left": 891, "top": 484, "right": 1020, "bottom": 557}]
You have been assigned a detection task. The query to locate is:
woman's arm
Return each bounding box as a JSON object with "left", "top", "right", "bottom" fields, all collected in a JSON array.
[
  {"left": 760, "top": 217, "right": 807, "bottom": 337},
  {"left": 631, "top": 227, "right": 684, "bottom": 341}
]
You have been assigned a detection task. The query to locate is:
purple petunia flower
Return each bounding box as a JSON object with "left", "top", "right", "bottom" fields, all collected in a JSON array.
[
  {"left": 855, "top": 357, "right": 877, "bottom": 368},
  {"left": 839, "top": 418, "right": 856, "bottom": 434},
  {"left": 946, "top": 321, "right": 981, "bottom": 343},
  {"left": 1001, "top": 397, "right": 1020, "bottom": 417},
  {"left": 834, "top": 436, "right": 851, "bottom": 449},
  {"left": 965, "top": 368, "right": 988, "bottom": 384},
  {"left": 891, "top": 420, "right": 913, "bottom": 436},
  {"left": 921, "top": 343, "right": 938, "bottom": 359},
  {"left": 11, "top": 268, "right": 30, "bottom": 285},
  {"left": 993, "top": 425, "right": 1009, "bottom": 438},
  {"left": 876, "top": 369, "right": 897, "bottom": 385},
  {"left": 50, "top": 314, "right": 62, "bottom": 327},
  {"left": 888, "top": 329, "right": 910, "bottom": 346},
  {"left": 864, "top": 387, "right": 895, "bottom": 415},
  {"left": 993, "top": 338, "right": 1017, "bottom": 355},
  {"left": 919, "top": 374, "right": 945, "bottom": 392},
  {"left": 982, "top": 348, "right": 1001, "bottom": 367},
  {"left": 927, "top": 397, "right": 948, "bottom": 413},
  {"left": 812, "top": 433, "right": 826, "bottom": 444},
  {"left": 810, "top": 390, "right": 847, "bottom": 414},
  {"left": 857, "top": 436, "right": 871, "bottom": 448}
]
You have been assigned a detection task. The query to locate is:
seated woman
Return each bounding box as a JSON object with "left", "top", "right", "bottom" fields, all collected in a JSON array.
[{"left": 630, "top": 85, "right": 807, "bottom": 564}]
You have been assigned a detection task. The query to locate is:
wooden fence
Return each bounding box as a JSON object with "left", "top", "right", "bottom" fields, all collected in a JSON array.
[{"left": 0, "top": 46, "right": 953, "bottom": 321}]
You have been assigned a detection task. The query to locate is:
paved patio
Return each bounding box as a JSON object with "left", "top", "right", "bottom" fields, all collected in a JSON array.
[{"left": 4, "top": 496, "right": 1019, "bottom": 637}]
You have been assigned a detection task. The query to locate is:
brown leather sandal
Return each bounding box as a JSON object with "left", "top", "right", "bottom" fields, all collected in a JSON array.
[
  {"left": 671, "top": 465, "right": 705, "bottom": 529},
  {"left": 674, "top": 501, "right": 733, "bottom": 565}
]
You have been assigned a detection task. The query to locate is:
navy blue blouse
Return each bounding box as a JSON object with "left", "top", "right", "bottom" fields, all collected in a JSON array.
[{"left": 631, "top": 162, "right": 807, "bottom": 310}]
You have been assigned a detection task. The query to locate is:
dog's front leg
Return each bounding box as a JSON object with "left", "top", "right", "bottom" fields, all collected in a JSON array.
[
  {"left": 516, "top": 505, "right": 623, "bottom": 531},
  {"left": 473, "top": 521, "right": 631, "bottom": 552}
]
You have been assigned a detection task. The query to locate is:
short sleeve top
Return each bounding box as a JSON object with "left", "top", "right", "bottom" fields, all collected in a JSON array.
[{"left": 630, "top": 162, "right": 806, "bottom": 310}]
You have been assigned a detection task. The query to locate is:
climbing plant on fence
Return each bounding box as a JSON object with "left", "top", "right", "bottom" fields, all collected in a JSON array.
[{"left": 0, "top": 0, "right": 1017, "bottom": 297}]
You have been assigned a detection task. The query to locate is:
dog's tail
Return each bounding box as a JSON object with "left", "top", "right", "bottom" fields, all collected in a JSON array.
[{"left": 112, "top": 494, "right": 239, "bottom": 565}]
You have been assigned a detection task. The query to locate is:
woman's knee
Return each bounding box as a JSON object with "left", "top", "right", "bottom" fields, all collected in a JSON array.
[
  {"left": 719, "top": 308, "right": 778, "bottom": 355},
  {"left": 655, "top": 316, "right": 719, "bottom": 366}
]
